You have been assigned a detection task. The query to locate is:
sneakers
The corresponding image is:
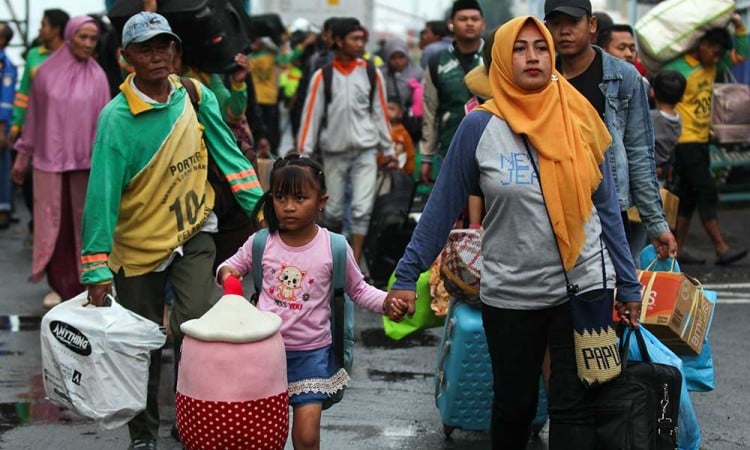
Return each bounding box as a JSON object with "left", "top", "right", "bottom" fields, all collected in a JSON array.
[
  {"left": 128, "top": 439, "right": 157, "bottom": 450},
  {"left": 42, "top": 291, "right": 62, "bottom": 309}
]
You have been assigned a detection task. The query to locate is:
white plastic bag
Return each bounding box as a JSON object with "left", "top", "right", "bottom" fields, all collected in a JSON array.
[
  {"left": 40, "top": 292, "right": 166, "bottom": 429},
  {"left": 635, "top": 0, "right": 734, "bottom": 70}
]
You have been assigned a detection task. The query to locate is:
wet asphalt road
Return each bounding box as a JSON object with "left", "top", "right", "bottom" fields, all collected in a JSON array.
[{"left": 0, "top": 202, "right": 749, "bottom": 449}]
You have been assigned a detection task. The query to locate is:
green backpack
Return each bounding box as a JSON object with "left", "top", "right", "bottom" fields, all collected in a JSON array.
[{"left": 251, "top": 228, "right": 354, "bottom": 409}]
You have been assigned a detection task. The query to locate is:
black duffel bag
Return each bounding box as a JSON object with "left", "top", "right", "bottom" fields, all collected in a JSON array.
[
  {"left": 594, "top": 326, "right": 682, "bottom": 450},
  {"left": 109, "top": 0, "right": 253, "bottom": 73}
]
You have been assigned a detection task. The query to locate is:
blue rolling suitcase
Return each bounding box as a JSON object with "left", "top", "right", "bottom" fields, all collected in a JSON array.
[{"left": 435, "top": 300, "right": 548, "bottom": 438}]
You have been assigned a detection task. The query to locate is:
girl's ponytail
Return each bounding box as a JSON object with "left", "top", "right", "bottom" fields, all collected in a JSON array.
[{"left": 251, "top": 190, "right": 274, "bottom": 230}]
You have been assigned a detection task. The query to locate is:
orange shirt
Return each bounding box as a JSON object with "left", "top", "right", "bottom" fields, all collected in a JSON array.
[{"left": 378, "top": 123, "right": 415, "bottom": 174}]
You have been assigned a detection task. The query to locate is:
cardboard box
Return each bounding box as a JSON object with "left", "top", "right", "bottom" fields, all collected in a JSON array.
[
  {"left": 627, "top": 188, "right": 679, "bottom": 229},
  {"left": 638, "top": 271, "right": 714, "bottom": 355},
  {"left": 256, "top": 157, "right": 273, "bottom": 192}
]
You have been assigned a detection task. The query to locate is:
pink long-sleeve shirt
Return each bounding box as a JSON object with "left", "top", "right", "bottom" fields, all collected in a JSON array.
[{"left": 218, "top": 227, "right": 386, "bottom": 351}]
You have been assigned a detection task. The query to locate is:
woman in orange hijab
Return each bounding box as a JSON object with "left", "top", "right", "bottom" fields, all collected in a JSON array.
[{"left": 390, "top": 16, "right": 641, "bottom": 449}]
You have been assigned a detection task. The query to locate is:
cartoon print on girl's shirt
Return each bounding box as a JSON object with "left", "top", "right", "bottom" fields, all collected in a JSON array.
[{"left": 267, "top": 264, "right": 313, "bottom": 310}]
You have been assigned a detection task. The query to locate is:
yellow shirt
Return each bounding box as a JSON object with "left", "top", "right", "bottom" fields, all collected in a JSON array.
[{"left": 249, "top": 51, "right": 278, "bottom": 105}]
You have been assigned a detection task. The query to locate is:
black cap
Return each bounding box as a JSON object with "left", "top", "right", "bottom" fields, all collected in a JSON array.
[
  {"left": 451, "top": 0, "right": 483, "bottom": 18},
  {"left": 593, "top": 11, "right": 614, "bottom": 33},
  {"left": 331, "top": 17, "right": 362, "bottom": 42},
  {"left": 544, "top": 0, "right": 592, "bottom": 19}
]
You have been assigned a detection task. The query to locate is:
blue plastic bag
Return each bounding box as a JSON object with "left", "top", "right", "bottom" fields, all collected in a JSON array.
[
  {"left": 625, "top": 326, "right": 701, "bottom": 450},
  {"left": 680, "top": 290, "right": 717, "bottom": 392},
  {"left": 640, "top": 244, "right": 681, "bottom": 272}
]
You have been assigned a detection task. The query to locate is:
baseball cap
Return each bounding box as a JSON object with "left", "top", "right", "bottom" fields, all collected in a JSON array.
[
  {"left": 544, "top": 0, "right": 592, "bottom": 19},
  {"left": 121, "top": 12, "right": 181, "bottom": 48}
]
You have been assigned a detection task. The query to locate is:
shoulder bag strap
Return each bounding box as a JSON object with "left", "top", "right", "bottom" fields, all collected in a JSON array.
[{"left": 521, "top": 136, "right": 606, "bottom": 296}]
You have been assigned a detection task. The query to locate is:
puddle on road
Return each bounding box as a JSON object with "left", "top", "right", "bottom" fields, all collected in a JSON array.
[
  {"left": 0, "top": 316, "right": 112, "bottom": 437},
  {"left": 0, "top": 316, "right": 41, "bottom": 332},
  {"left": 0, "top": 348, "right": 178, "bottom": 437},
  {"left": 0, "top": 374, "right": 82, "bottom": 436},
  {"left": 367, "top": 368, "right": 432, "bottom": 382},
  {"left": 359, "top": 328, "right": 439, "bottom": 349}
]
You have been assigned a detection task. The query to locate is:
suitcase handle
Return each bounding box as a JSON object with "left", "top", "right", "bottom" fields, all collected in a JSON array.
[
  {"left": 435, "top": 340, "right": 451, "bottom": 399},
  {"left": 434, "top": 315, "right": 455, "bottom": 399}
]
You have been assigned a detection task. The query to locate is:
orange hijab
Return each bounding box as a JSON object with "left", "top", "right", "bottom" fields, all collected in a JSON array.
[{"left": 478, "top": 16, "right": 611, "bottom": 270}]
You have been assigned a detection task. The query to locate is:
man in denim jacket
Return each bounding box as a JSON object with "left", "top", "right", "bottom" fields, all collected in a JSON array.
[{"left": 545, "top": 0, "right": 677, "bottom": 263}]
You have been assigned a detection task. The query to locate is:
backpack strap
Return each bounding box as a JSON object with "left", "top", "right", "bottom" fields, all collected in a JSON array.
[
  {"left": 320, "top": 60, "right": 377, "bottom": 129},
  {"left": 365, "top": 60, "right": 377, "bottom": 114},
  {"left": 250, "top": 228, "right": 270, "bottom": 304},
  {"left": 328, "top": 231, "right": 347, "bottom": 368},
  {"left": 180, "top": 76, "right": 229, "bottom": 193},
  {"left": 427, "top": 52, "right": 440, "bottom": 92},
  {"left": 321, "top": 63, "right": 334, "bottom": 130},
  {"left": 180, "top": 76, "right": 200, "bottom": 113},
  {"left": 329, "top": 231, "right": 347, "bottom": 295}
]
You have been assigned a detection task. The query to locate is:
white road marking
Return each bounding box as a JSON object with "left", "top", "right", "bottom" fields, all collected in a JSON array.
[
  {"left": 716, "top": 298, "right": 750, "bottom": 304},
  {"left": 702, "top": 283, "right": 750, "bottom": 289}
]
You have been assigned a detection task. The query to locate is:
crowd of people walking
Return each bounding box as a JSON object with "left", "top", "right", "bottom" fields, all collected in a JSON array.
[{"left": 0, "top": 0, "right": 747, "bottom": 448}]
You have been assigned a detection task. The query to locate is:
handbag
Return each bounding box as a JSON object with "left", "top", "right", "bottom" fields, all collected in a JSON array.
[
  {"left": 594, "top": 326, "right": 682, "bottom": 450},
  {"left": 711, "top": 69, "right": 750, "bottom": 143},
  {"left": 439, "top": 228, "right": 483, "bottom": 304},
  {"left": 522, "top": 137, "right": 621, "bottom": 386}
]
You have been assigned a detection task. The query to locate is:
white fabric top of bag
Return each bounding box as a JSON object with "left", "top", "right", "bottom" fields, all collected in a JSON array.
[
  {"left": 635, "top": 0, "right": 734, "bottom": 70},
  {"left": 180, "top": 294, "right": 282, "bottom": 343}
]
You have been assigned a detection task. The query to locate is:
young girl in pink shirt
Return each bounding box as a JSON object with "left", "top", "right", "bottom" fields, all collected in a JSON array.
[{"left": 217, "top": 154, "right": 406, "bottom": 449}]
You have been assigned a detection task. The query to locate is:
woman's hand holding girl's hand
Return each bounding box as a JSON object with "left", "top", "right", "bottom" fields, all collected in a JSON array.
[
  {"left": 218, "top": 265, "right": 242, "bottom": 283},
  {"left": 384, "top": 296, "right": 408, "bottom": 322},
  {"left": 387, "top": 290, "right": 417, "bottom": 320}
]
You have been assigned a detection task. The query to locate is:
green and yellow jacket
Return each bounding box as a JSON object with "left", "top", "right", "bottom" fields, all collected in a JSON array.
[{"left": 80, "top": 74, "right": 262, "bottom": 284}]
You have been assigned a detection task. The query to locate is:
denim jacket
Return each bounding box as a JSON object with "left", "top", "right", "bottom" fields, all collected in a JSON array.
[{"left": 599, "top": 49, "right": 669, "bottom": 239}]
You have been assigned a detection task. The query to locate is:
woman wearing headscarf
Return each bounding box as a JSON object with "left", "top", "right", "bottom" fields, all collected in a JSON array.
[
  {"left": 12, "top": 16, "right": 110, "bottom": 307},
  {"left": 389, "top": 17, "right": 642, "bottom": 449},
  {"left": 380, "top": 37, "right": 424, "bottom": 142}
]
